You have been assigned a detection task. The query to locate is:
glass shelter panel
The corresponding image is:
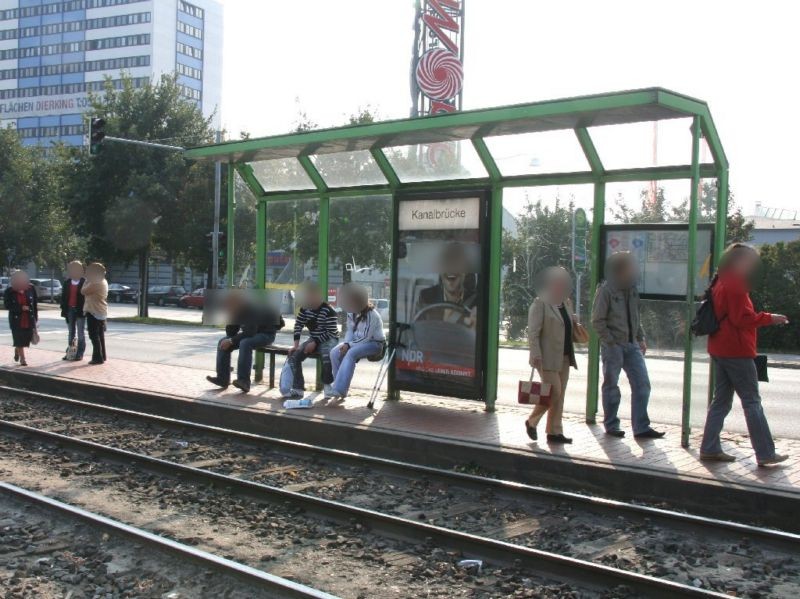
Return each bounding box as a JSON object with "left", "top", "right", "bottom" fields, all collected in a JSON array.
[
  {"left": 589, "top": 118, "right": 714, "bottom": 171},
  {"left": 382, "top": 140, "right": 488, "bottom": 183},
  {"left": 230, "top": 170, "right": 258, "bottom": 288},
  {"left": 499, "top": 185, "right": 594, "bottom": 409},
  {"left": 311, "top": 150, "right": 388, "bottom": 188},
  {"left": 484, "top": 130, "right": 590, "bottom": 176},
  {"left": 250, "top": 158, "right": 315, "bottom": 193},
  {"left": 265, "top": 198, "right": 320, "bottom": 312}
]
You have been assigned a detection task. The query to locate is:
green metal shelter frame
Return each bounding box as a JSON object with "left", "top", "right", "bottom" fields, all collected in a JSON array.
[{"left": 185, "top": 88, "right": 729, "bottom": 447}]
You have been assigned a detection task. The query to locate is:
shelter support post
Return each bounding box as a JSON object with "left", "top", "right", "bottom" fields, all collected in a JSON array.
[
  {"left": 707, "top": 168, "right": 729, "bottom": 406},
  {"left": 472, "top": 137, "right": 503, "bottom": 412},
  {"left": 585, "top": 182, "right": 605, "bottom": 423},
  {"left": 255, "top": 198, "right": 267, "bottom": 377},
  {"left": 226, "top": 162, "right": 235, "bottom": 287},
  {"left": 682, "top": 117, "right": 703, "bottom": 447},
  {"left": 316, "top": 195, "right": 330, "bottom": 391},
  {"left": 485, "top": 184, "right": 503, "bottom": 411}
]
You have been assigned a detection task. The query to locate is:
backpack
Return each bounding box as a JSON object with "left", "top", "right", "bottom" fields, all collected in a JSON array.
[{"left": 691, "top": 276, "right": 721, "bottom": 337}]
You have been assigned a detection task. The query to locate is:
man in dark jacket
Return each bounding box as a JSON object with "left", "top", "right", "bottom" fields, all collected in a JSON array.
[
  {"left": 207, "top": 291, "right": 284, "bottom": 393},
  {"left": 60, "top": 261, "right": 86, "bottom": 360},
  {"left": 591, "top": 252, "right": 664, "bottom": 439}
]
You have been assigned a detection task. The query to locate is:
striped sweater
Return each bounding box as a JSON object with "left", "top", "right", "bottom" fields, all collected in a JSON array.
[{"left": 293, "top": 302, "right": 339, "bottom": 342}]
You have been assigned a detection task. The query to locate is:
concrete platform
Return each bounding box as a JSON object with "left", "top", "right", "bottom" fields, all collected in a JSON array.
[{"left": 1, "top": 348, "right": 799, "bottom": 531}]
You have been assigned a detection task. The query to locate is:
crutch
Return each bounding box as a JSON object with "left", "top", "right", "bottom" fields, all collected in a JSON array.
[{"left": 367, "top": 323, "right": 408, "bottom": 409}]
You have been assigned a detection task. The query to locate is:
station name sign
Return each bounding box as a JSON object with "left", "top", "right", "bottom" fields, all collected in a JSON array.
[
  {"left": 399, "top": 197, "right": 480, "bottom": 230},
  {"left": 0, "top": 93, "right": 91, "bottom": 119}
]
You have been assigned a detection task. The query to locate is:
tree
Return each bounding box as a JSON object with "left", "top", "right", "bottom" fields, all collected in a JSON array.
[
  {"left": 0, "top": 129, "right": 86, "bottom": 275},
  {"left": 62, "top": 73, "right": 216, "bottom": 315},
  {"left": 752, "top": 241, "right": 800, "bottom": 351},
  {"left": 501, "top": 196, "right": 574, "bottom": 339}
]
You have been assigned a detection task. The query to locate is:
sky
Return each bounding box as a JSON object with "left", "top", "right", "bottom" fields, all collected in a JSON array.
[{"left": 218, "top": 0, "right": 800, "bottom": 216}]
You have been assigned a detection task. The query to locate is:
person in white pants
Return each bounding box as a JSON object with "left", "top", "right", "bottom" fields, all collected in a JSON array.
[{"left": 329, "top": 283, "right": 385, "bottom": 400}]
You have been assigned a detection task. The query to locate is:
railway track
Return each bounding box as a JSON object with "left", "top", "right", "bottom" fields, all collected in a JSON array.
[
  {"left": 0, "top": 481, "right": 335, "bottom": 599},
  {"left": 1, "top": 385, "right": 797, "bottom": 598}
]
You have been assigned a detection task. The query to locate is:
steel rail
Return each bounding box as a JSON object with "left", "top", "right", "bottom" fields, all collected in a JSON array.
[
  {"left": 1, "top": 385, "right": 796, "bottom": 551},
  {"left": 0, "top": 481, "right": 337, "bottom": 599},
  {"left": 0, "top": 418, "right": 729, "bottom": 598}
]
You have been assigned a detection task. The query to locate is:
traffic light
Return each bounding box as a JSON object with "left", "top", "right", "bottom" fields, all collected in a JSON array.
[
  {"left": 218, "top": 232, "right": 226, "bottom": 259},
  {"left": 89, "top": 117, "right": 106, "bottom": 155}
]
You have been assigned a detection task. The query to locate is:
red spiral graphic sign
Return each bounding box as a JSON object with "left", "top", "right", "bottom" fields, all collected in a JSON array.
[{"left": 415, "top": 48, "right": 464, "bottom": 102}]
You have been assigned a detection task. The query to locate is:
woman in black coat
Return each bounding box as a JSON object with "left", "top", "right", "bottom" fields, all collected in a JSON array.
[{"left": 3, "top": 271, "right": 38, "bottom": 366}]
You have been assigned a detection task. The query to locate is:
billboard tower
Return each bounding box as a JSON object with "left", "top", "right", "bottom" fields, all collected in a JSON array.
[{"left": 410, "top": 0, "right": 466, "bottom": 117}]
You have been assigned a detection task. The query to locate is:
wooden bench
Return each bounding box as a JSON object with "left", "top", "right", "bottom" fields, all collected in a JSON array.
[{"left": 254, "top": 345, "right": 321, "bottom": 390}]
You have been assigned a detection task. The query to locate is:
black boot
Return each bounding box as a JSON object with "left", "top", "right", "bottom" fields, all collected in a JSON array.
[{"left": 525, "top": 421, "right": 537, "bottom": 441}]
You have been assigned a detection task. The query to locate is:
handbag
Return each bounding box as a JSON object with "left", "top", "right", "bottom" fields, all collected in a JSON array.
[
  {"left": 754, "top": 354, "right": 769, "bottom": 383},
  {"left": 65, "top": 340, "right": 78, "bottom": 361},
  {"left": 518, "top": 369, "right": 551, "bottom": 406},
  {"left": 572, "top": 322, "right": 590, "bottom": 345},
  {"left": 31, "top": 324, "right": 40, "bottom": 345}
]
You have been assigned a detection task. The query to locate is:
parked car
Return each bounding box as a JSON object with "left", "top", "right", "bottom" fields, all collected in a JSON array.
[
  {"left": 0, "top": 276, "right": 9, "bottom": 293},
  {"left": 120, "top": 286, "right": 139, "bottom": 303},
  {"left": 108, "top": 283, "right": 132, "bottom": 303},
  {"left": 144, "top": 285, "right": 187, "bottom": 306},
  {"left": 178, "top": 288, "right": 205, "bottom": 309},
  {"left": 371, "top": 298, "right": 390, "bottom": 322},
  {"left": 30, "top": 278, "right": 62, "bottom": 302}
]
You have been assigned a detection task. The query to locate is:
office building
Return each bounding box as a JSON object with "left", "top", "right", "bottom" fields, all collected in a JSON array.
[{"left": 0, "top": 0, "right": 222, "bottom": 146}]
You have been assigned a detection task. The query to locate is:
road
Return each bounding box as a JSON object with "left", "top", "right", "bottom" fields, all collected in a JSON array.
[{"left": 3, "top": 303, "right": 799, "bottom": 439}]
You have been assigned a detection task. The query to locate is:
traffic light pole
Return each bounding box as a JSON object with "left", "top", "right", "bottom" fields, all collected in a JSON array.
[{"left": 212, "top": 130, "right": 222, "bottom": 289}]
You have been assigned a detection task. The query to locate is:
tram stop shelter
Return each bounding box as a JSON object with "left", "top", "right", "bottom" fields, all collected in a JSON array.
[{"left": 184, "top": 88, "right": 729, "bottom": 447}]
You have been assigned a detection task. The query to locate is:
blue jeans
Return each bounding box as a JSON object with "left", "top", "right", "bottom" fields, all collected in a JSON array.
[
  {"left": 601, "top": 342, "right": 652, "bottom": 434},
  {"left": 216, "top": 332, "right": 275, "bottom": 385},
  {"left": 66, "top": 307, "right": 86, "bottom": 358},
  {"left": 286, "top": 338, "right": 337, "bottom": 390},
  {"left": 330, "top": 340, "right": 382, "bottom": 396},
  {"left": 701, "top": 357, "right": 776, "bottom": 462}
]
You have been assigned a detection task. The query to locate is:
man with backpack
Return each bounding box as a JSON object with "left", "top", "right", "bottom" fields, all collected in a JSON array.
[{"left": 698, "top": 243, "right": 789, "bottom": 466}]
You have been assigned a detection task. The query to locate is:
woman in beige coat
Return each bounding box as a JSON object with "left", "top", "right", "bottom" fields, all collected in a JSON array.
[{"left": 526, "top": 267, "right": 577, "bottom": 444}]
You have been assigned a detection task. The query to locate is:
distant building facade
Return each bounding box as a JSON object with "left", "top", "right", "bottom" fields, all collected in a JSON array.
[
  {"left": 0, "top": 0, "right": 222, "bottom": 147},
  {"left": 749, "top": 203, "right": 800, "bottom": 247}
]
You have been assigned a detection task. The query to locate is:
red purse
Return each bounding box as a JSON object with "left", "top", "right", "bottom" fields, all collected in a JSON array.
[{"left": 518, "top": 369, "right": 551, "bottom": 406}]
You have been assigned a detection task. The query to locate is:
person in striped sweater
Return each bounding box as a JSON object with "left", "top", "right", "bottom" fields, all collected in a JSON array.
[{"left": 283, "top": 282, "right": 339, "bottom": 398}]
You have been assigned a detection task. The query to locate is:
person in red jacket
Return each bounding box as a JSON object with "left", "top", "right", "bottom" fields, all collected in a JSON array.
[{"left": 700, "top": 243, "right": 789, "bottom": 466}]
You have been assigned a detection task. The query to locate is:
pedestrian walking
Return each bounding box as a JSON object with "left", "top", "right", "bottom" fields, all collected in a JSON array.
[
  {"left": 526, "top": 267, "right": 578, "bottom": 444},
  {"left": 3, "top": 270, "right": 38, "bottom": 366},
  {"left": 60, "top": 260, "right": 86, "bottom": 361},
  {"left": 700, "top": 243, "right": 789, "bottom": 466},
  {"left": 591, "top": 251, "right": 664, "bottom": 439},
  {"left": 81, "top": 262, "right": 108, "bottom": 365},
  {"left": 329, "top": 283, "right": 385, "bottom": 401}
]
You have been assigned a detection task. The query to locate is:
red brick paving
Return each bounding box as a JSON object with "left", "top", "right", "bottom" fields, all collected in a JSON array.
[{"left": 4, "top": 348, "right": 799, "bottom": 496}]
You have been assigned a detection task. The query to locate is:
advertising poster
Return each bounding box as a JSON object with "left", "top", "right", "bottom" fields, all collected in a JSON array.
[
  {"left": 602, "top": 225, "right": 714, "bottom": 299},
  {"left": 393, "top": 193, "right": 487, "bottom": 399}
]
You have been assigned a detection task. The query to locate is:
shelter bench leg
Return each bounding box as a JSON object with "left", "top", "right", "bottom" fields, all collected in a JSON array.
[
  {"left": 269, "top": 353, "right": 276, "bottom": 389},
  {"left": 254, "top": 351, "right": 263, "bottom": 383}
]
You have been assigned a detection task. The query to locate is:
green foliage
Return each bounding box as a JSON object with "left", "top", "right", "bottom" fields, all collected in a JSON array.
[
  {"left": 0, "top": 129, "right": 86, "bottom": 271},
  {"left": 752, "top": 241, "right": 800, "bottom": 351},
  {"left": 62, "top": 73, "right": 216, "bottom": 272},
  {"left": 501, "top": 196, "right": 575, "bottom": 340}
]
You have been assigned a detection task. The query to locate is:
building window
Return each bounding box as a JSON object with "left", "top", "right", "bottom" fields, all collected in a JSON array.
[
  {"left": 0, "top": 77, "right": 150, "bottom": 100},
  {"left": 177, "top": 62, "right": 202, "bottom": 80},
  {"left": 177, "top": 42, "right": 203, "bottom": 60},
  {"left": 179, "top": 85, "right": 202, "bottom": 101},
  {"left": 179, "top": 1, "right": 204, "bottom": 19},
  {"left": 177, "top": 20, "right": 203, "bottom": 40},
  {"left": 1, "top": 0, "right": 148, "bottom": 22}
]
